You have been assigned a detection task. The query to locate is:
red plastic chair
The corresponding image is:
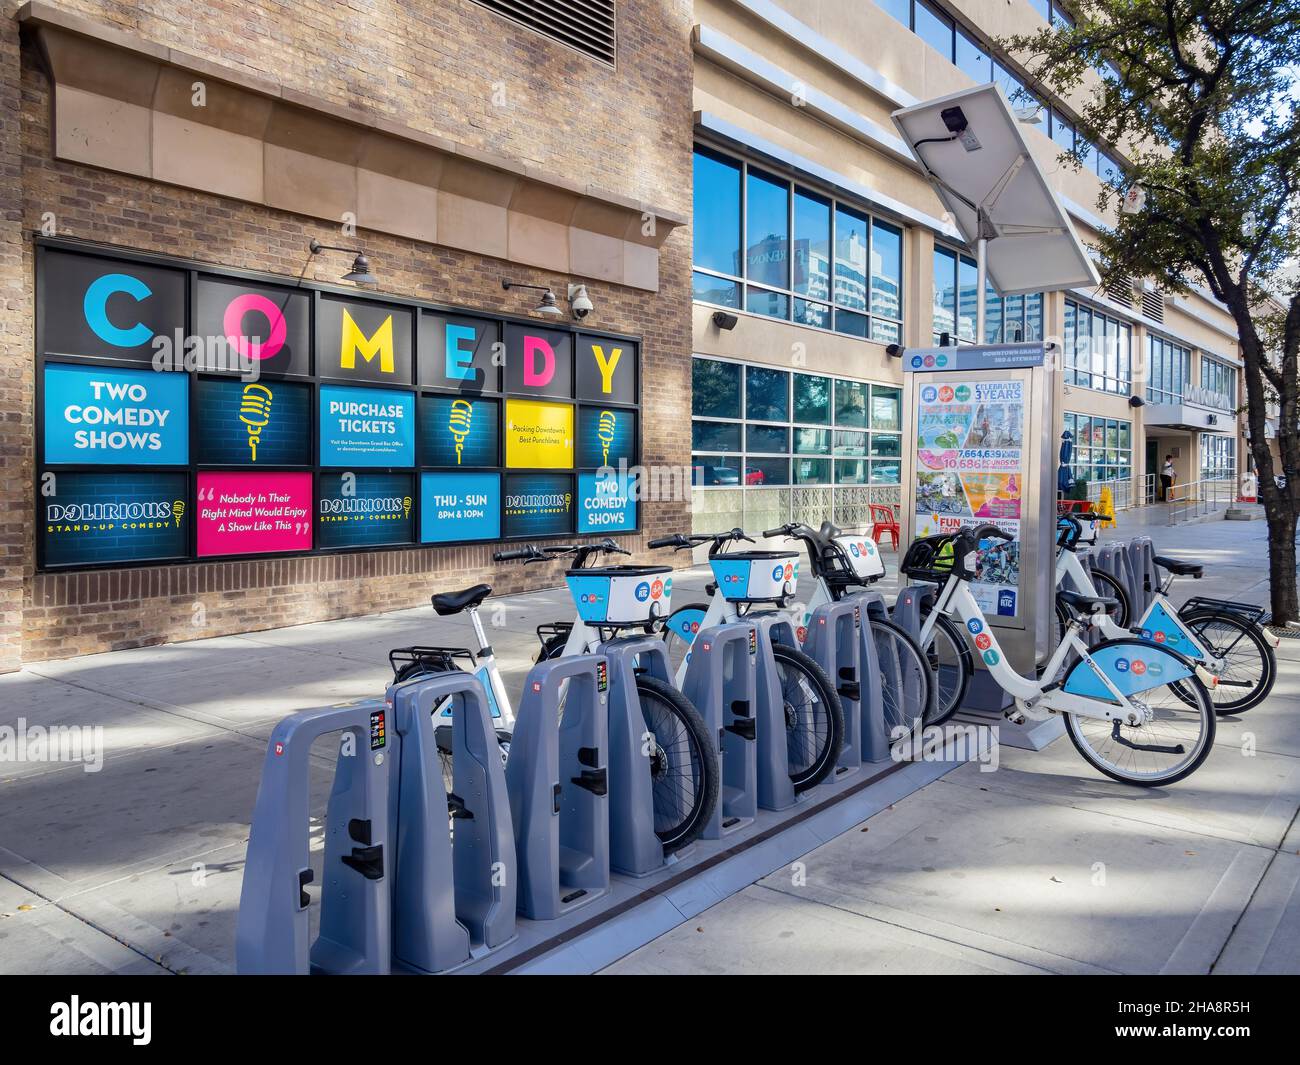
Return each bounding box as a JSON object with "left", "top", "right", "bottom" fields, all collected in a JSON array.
[{"left": 869, "top": 503, "right": 900, "bottom": 550}]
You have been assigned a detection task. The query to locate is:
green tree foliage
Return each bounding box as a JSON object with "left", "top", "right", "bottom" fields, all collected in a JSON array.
[{"left": 1005, "top": 0, "right": 1300, "bottom": 619}]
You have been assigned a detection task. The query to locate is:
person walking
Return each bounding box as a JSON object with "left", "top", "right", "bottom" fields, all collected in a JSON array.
[{"left": 1160, "top": 455, "right": 1175, "bottom": 502}]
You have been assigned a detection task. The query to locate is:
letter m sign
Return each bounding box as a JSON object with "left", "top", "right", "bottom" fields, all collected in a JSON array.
[{"left": 340, "top": 309, "right": 394, "bottom": 373}]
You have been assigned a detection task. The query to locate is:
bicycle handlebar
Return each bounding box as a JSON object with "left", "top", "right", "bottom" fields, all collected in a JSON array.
[{"left": 493, "top": 546, "right": 540, "bottom": 562}]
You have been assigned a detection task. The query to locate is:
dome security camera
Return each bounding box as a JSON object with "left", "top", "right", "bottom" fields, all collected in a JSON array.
[{"left": 567, "top": 283, "right": 594, "bottom": 320}]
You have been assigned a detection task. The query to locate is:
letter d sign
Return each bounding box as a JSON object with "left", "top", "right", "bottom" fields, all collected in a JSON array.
[{"left": 523, "top": 335, "right": 555, "bottom": 387}]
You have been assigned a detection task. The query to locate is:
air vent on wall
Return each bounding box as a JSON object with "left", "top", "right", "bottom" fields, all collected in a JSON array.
[
  {"left": 1106, "top": 271, "right": 1133, "bottom": 308},
  {"left": 1141, "top": 288, "right": 1164, "bottom": 323},
  {"left": 472, "top": 0, "right": 616, "bottom": 66}
]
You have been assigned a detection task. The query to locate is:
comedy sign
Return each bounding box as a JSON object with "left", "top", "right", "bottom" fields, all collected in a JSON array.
[{"left": 44, "top": 364, "right": 188, "bottom": 465}]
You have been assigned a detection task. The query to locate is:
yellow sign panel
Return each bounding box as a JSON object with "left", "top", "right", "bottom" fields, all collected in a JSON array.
[{"left": 505, "top": 399, "right": 573, "bottom": 469}]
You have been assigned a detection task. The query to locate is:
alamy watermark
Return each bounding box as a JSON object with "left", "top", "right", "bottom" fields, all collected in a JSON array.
[{"left": 0, "top": 718, "right": 104, "bottom": 773}]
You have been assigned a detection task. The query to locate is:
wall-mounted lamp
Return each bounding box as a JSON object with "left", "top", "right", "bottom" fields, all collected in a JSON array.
[
  {"left": 502, "top": 279, "right": 562, "bottom": 317},
  {"left": 939, "top": 331, "right": 952, "bottom": 347},
  {"left": 308, "top": 239, "right": 377, "bottom": 285},
  {"left": 1128, "top": 395, "right": 1145, "bottom": 408},
  {"left": 711, "top": 310, "right": 739, "bottom": 330},
  {"left": 885, "top": 343, "right": 904, "bottom": 359}
]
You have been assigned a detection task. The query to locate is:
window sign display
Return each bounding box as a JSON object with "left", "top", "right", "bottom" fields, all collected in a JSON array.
[
  {"left": 419, "top": 394, "right": 499, "bottom": 467},
  {"left": 504, "top": 324, "right": 572, "bottom": 397},
  {"left": 43, "top": 363, "right": 189, "bottom": 465},
  {"left": 420, "top": 471, "right": 501, "bottom": 542},
  {"left": 195, "top": 377, "right": 312, "bottom": 466},
  {"left": 505, "top": 399, "right": 574, "bottom": 469},
  {"left": 35, "top": 243, "right": 640, "bottom": 569},
  {"left": 41, "top": 471, "right": 189, "bottom": 567},
  {"left": 319, "top": 385, "right": 415, "bottom": 467},
  {"left": 196, "top": 471, "right": 313, "bottom": 557},
  {"left": 317, "top": 472, "right": 414, "bottom": 548},
  {"left": 317, "top": 294, "right": 414, "bottom": 385},
  {"left": 193, "top": 275, "right": 312, "bottom": 377}
]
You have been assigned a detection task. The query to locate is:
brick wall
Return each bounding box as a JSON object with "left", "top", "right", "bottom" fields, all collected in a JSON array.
[{"left": 6, "top": 0, "right": 694, "bottom": 665}]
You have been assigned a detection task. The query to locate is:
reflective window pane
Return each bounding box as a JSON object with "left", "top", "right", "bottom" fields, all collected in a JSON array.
[
  {"left": 914, "top": 0, "right": 954, "bottom": 60},
  {"left": 692, "top": 456, "right": 741, "bottom": 486},
  {"left": 745, "top": 457, "right": 789, "bottom": 486},
  {"left": 871, "top": 460, "right": 902, "bottom": 484},
  {"left": 794, "top": 373, "right": 832, "bottom": 424},
  {"left": 692, "top": 420, "right": 740, "bottom": 452},
  {"left": 746, "top": 424, "right": 789, "bottom": 454},
  {"left": 794, "top": 427, "right": 831, "bottom": 454},
  {"left": 794, "top": 188, "right": 831, "bottom": 300},
  {"left": 692, "top": 271, "right": 738, "bottom": 307},
  {"left": 958, "top": 255, "right": 979, "bottom": 341},
  {"left": 834, "top": 206, "right": 869, "bottom": 311},
  {"left": 872, "top": 318, "right": 901, "bottom": 344},
  {"left": 871, "top": 433, "right": 902, "bottom": 458},
  {"left": 793, "top": 457, "right": 831, "bottom": 485},
  {"left": 745, "top": 365, "right": 789, "bottom": 421},
  {"left": 746, "top": 169, "right": 790, "bottom": 288},
  {"left": 834, "top": 429, "right": 867, "bottom": 455},
  {"left": 834, "top": 381, "right": 868, "bottom": 427},
  {"left": 956, "top": 29, "right": 990, "bottom": 83},
  {"left": 693, "top": 149, "right": 741, "bottom": 275},
  {"left": 870, "top": 219, "right": 902, "bottom": 320},
  {"left": 745, "top": 287, "right": 789, "bottom": 320},
  {"left": 835, "top": 458, "right": 868, "bottom": 484},
  {"left": 692, "top": 359, "right": 741, "bottom": 418},
  {"left": 834, "top": 308, "right": 868, "bottom": 337},
  {"left": 793, "top": 299, "right": 831, "bottom": 329},
  {"left": 933, "top": 247, "right": 957, "bottom": 337},
  {"left": 871, "top": 386, "right": 901, "bottom": 430},
  {"left": 1052, "top": 111, "right": 1075, "bottom": 153},
  {"left": 877, "top": 0, "right": 911, "bottom": 27}
]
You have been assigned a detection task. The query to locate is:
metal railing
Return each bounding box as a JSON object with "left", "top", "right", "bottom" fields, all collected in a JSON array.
[
  {"left": 1081, "top": 477, "right": 1138, "bottom": 513},
  {"left": 1141, "top": 473, "right": 1157, "bottom": 506},
  {"left": 1166, "top": 477, "right": 1236, "bottom": 525}
]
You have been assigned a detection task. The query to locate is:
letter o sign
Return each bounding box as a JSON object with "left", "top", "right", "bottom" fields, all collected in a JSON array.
[{"left": 224, "top": 293, "right": 287, "bottom": 361}]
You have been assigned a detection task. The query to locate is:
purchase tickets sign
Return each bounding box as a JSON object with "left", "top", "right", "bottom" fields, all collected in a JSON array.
[
  {"left": 40, "top": 250, "right": 186, "bottom": 364},
  {"left": 196, "top": 471, "right": 313, "bottom": 557},
  {"left": 318, "top": 472, "right": 414, "bottom": 548},
  {"left": 44, "top": 364, "right": 188, "bottom": 465},
  {"left": 505, "top": 399, "right": 573, "bottom": 469},
  {"left": 420, "top": 471, "right": 501, "bottom": 543},
  {"left": 42, "top": 471, "right": 189, "bottom": 567},
  {"left": 319, "top": 385, "right": 415, "bottom": 467},
  {"left": 317, "top": 295, "right": 414, "bottom": 385}
]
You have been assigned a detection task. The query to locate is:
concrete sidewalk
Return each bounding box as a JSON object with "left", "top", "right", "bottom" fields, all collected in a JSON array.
[{"left": 0, "top": 509, "right": 1297, "bottom": 974}]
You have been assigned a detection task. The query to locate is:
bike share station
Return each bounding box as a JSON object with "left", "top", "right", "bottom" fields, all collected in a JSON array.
[
  {"left": 235, "top": 540, "right": 968, "bottom": 976},
  {"left": 892, "top": 83, "right": 1101, "bottom": 748}
]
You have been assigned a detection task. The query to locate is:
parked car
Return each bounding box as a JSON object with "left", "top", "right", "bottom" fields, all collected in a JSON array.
[
  {"left": 695, "top": 464, "right": 740, "bottom": 486},
  {"left": 744, "top": 466, "right": 767, "bottom": 485}
]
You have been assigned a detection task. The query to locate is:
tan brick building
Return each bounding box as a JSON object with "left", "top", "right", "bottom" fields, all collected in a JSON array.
[{"left": 1, "top": 0, "right": 695, "bottom": 669}]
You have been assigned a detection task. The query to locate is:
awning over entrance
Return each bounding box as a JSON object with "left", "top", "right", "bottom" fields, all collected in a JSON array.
[{"left": 1143, "top": 400, "right": 1235, "bottom": 434}]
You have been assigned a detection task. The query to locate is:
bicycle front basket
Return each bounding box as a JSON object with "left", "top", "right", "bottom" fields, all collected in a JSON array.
[{"left": 566, "top": 565, "right": 673, "bottom": 626}]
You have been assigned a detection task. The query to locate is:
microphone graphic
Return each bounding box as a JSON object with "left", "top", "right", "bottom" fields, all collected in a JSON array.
[
  {"left": 172, "top": 499, "right": 186, "bottom": 528},
  {"left": 448, "top": 399, "right": 473, "bottom": 465},
  {"left": 597, "top": 410, "right": 617, "bottom": 467},
  {"left": 402, "top": 495, "right": 412, "bottom": 521},
  {"left": 239, "top": 383, "right": 273, "bottom": 462}
]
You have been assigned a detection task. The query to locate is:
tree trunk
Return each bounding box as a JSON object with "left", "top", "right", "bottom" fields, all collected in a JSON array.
[{"left": 1265, "top": 503, "right": 1299, "bottom": 623}]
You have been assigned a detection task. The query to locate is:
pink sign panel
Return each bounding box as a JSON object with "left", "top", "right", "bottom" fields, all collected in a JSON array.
[{"left": 196, "top": 472, "right": 313, "bottom": 557}]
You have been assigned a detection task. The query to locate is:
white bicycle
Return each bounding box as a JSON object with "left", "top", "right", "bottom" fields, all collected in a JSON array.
[{"left": 907, "top": 524, "right": 1218, "bottom": 786}]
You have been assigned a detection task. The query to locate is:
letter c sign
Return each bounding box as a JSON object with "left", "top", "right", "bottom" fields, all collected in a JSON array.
[{"left": 84, "top": 273, "right": 153, "bottom": 348}]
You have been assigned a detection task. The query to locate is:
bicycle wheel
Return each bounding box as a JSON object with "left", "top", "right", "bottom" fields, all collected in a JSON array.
[
  {"left": 1179, "top": 610, "right": 1276, "bottom": 714},
  {"left": 635, "top": 675, "right": 718, "bottom": 851},
  {"left": 771, "top": 644, "right": 845, "bottom": 791},
  {"left": 1062, "top": 641, "right": 1216, "bottom": 786},
  {"left": 393, "top": 660, "right": 511, "bottom": 797},
  {"left": 1089, "top": 569, "right": 1131, "bottom": 628},
  {"left": 869, "top": 616, "right": 936, "bottom": 733},
  {"left": 915, "top": 611, "right": 972, "bottom": 726},
  {"left": 660, "top": 602, "right": 709, "bottom": 676}
]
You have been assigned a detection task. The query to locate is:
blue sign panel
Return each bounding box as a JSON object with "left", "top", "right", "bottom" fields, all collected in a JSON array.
[
  {"left": 576, "top": 406, "right": 636, "bottom": 469},
  {"left": 420, "top": 471, "right": 501, "bottom": 543},
  {"left": 577, "top": 471, "right": 636, "bottom": 533},
  {"left": 41, "top": 471, "right": 189, "bottom": 567},
  {"left": 319, "top": 385, "right": 415, "bottom": 467},
  {"left": 195, "top": 377, "right": 312, "bottom": 466},
  {"left": 317, "top": 472, "right": 414, "bottom": 548},
  {"left": 44, "top": 363, "right": 189, "bottom": 465},
  {"left": 504, "top": 473, "right": 573, "bottom": 538},
  {"left": 418, "top": 395, "right": 499, "bottom": 468},
  {"left": 902, "top": 342, "right": 1045, "bottom": 373}
]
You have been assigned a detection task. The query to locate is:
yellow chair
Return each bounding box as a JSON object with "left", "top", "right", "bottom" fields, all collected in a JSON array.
[{"left": 1097, "top": 486, "right": 1117, "bottom": 528}]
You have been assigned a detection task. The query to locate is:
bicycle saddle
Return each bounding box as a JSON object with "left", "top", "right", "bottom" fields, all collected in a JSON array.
[
  {"left": 1154, "top": 555, "right": 1204, "bottom": 578},
  {"left": 1058, "top": 589, "right": 1120, "bottom": 614},
  {"left": 818, "top": 520, "right": 843, "bottom": 541},
  {"left": 705, "top": 581, "right": 717, "bottom": 596},
  {"left": 431, "top": 583, "right": 492, "bottom": 616}
]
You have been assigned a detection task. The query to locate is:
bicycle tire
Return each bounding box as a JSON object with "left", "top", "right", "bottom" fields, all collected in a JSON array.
[
  {"left": 1179, "top": 610, "right": 1276, "bottom": 714},
  {"left": 1089, "top": 568, "right": 1132, "bottom": 628},
  {"left": 770, "top": 644, "right": 845, "bottom": 791},
  {"left": 916, "top": 611, "right": 972, "bottom": 726},
  {"left": 660, "top": 601, "right": 710, "bottom": 675},
  {"left": 634, "top": 675, "right": 719, "bottom": 851},
  {"left": 869, "top": 616, "right": 937, "bottom": 732},
  {"left": 1062, "top": 639, "right": 1216, "bottom": 787}
]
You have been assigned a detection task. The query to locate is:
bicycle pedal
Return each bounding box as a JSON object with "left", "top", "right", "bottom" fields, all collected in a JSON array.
[{"left": 1003, "top": 709, "right": 1027, "bottom": 726}]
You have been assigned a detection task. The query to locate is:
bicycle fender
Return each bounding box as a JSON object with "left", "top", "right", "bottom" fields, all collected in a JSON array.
[
  {"left": 665, "top": 606, "right": 707, "bottom": 642},
  {"left": 1062, "top": 637, "right": 1198, "bottom": 701},
  {"left": 1133, "top": 600, "right": 1200, "bottom": 657}
]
